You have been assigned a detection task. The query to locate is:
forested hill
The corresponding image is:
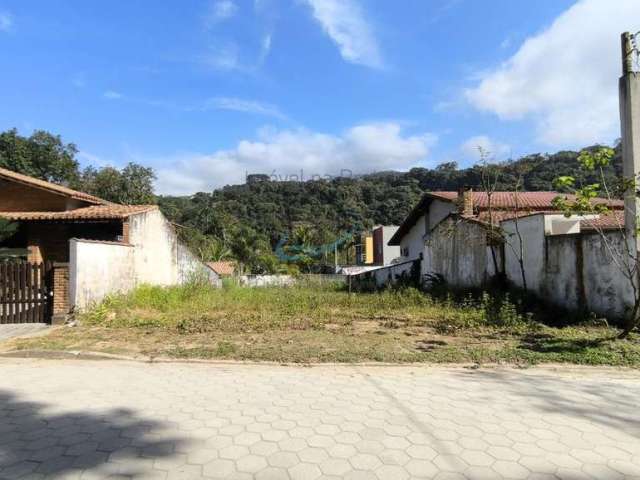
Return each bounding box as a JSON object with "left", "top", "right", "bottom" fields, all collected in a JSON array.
[
  {"left": 0, "top": 128, "right": 623, "bottom": 273},
  {"left": 158, "top": 145, "right": 623, "bottom": 250}
]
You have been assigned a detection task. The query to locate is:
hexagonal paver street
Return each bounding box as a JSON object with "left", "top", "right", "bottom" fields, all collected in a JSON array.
[{"left": 1, "top": 359, "right": 640, "bottom": 479}]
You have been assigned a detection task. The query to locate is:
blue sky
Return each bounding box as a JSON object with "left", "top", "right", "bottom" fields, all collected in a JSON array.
[{"left": 0, "top": 0, "right": 637, "bottom": 194}]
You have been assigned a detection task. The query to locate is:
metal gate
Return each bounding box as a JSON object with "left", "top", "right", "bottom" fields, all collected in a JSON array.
[{"left": 0, "top": 261, "right": 52, "bottom": 324}]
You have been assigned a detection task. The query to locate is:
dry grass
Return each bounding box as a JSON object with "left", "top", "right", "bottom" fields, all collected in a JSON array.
[{"left": 5, "top": 283, "right": 640, "bottom": 366}]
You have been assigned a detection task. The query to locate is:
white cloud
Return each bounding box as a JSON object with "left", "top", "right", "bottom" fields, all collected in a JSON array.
[
  {"left": 259, "top": 33, "right": 272, "bottom": 64},
  {"left": 0, "top": 11, "right": 13, "bottom": 32},
  {"left": 460, "top": 135, "right": 510, "bottom": 161},
  {"left": 103, "top": 90, "right": 123, "bottom": 100},
  {"left": 155, "top": 123, "right": 436, "bottom": 195},
  {"left": 200, "top": 41, "right": 242, "bottom": 71},
  {"left": 204, "top": 97, "right": 287, "bottom": 120},
  {"left": 303, "top": 0, "right": 382, "bottom": 68},
  {"left": 465, "top": 0, "right": 640, "bottom": 147},
  {"left": 204, "top": 0, "right": 237, "bottom": 26},
  {"left": 98, "top": 90, "right": 287, "bottom": 120}
]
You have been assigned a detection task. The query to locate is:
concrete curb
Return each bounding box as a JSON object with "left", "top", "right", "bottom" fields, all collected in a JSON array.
[{"left": 1, "top": 350, "right": 639, "bottom": 376}]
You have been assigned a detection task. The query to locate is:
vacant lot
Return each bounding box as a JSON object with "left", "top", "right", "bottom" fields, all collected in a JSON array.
[{"left": 5, "top": 283, "right": 640, "bottom": 365}]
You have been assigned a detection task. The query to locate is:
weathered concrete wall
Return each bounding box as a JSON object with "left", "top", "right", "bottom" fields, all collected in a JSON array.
[
  {"left": 502, "top": 215, "right": 583, "bottom": 309},
  {"left": 128, "top": 209, "right": 177, "bottom": 285},
  {"left": 70, "top": 210, "right": 219, "bottom": 310},
  {"left": 428, "top": 200, "right": 456, "bottom": 230},
  {"left": 69, "top": 239, "right": 135, "bottom": 310},
  {"left": 237, "top": 274, "right": 346, "bottom": 288},
  {"left": 502, "top": 214, "right": 634, "bottom": 319},
  {"left": 128, "top": 209, "right": 219, "bottom": 287},
  {"left": 502, "top": 215, "right": 545, "bottom": 292},
  {"left": 349, "top": 259, "right": 417, "bottom": 290},
  {"left": 582, "top": 232, "right": 635, "bottom": 318},
  {"left": 239, "top": 275, "right": 295, "bottom": 287},
  {"left": 540, "top": 235, "right": 580, "bottom": 310},
  {"left": 427, "top": 218, "right": 498, "bottom": 288},
  {"left": 177, "top": 242, "right": 219, "bottom": 284}
]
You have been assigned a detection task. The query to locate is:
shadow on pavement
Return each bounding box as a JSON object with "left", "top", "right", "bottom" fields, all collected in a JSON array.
[{"left": 0, "top": 389, "right": 189, "bottom": 478}]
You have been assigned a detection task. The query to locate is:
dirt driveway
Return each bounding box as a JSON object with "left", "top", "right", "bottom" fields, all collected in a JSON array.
[{"left": 0, "top": 359, "right": 639, "bottom": 479}]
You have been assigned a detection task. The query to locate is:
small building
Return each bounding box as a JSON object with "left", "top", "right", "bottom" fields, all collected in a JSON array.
[
  {"left": 207, "top": 261, "right": 236, "bottom": 277},
  {"left": 385, "top": 188, "right": 629, "bottom": 318},
  {"left": 372, "top": 225, "right": 401, "bottom": 266},
  {"left": 355, "top": 226, "right": 401, "bottom": 266},
  {"left": 354, "top": 231, "right": 374, "bottom": 265},
  {"left": 0, "top": 167, "right": 218, "bottom": 323}
]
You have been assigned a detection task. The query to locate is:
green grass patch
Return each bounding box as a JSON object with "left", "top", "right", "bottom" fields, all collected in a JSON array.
[{"left": 6, "top": 282, "right": 640, "bottom": 366}]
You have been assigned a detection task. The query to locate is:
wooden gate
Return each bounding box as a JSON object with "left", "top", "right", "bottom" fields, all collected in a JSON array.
[{"left": 0, "top": 261, "right": 52, "bottom": 324}]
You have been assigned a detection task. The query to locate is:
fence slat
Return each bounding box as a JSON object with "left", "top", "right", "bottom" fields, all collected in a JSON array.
[
  {"left": 0, "top": 263, "right": 5, "bottom": 324},
  {"left": 0, "top": 261, "right": 51, "bottom": 324}
]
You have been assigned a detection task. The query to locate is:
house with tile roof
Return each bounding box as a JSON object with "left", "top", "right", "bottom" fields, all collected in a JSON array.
[
  {"left": 207, "top": 261, "right": 236, "bottom": 277},
  {"left": 381, "top": 188, "right": 631, "bottom": 319},
  {"left": 0, "top": 167, "right": 219, "bottom": 323}
]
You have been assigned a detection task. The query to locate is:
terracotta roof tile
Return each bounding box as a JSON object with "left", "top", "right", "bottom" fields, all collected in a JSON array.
[
  {"left": 0, "top": 166, "right": 109, "bottom": 205},
  {"left": 389, "top": 190, "right": 623, "bottom": 245},
  {"left": 206, "top": 261, "right": 236, "bottom": 276},
  {"left": 580, "top": 211, "right": 625, "bottom": 232},
  {"left": 0, "top": 204, "right": 157, "bottom": 221},
  {"left": 426, "top": 191, "right": 623, "bottom": 209}
]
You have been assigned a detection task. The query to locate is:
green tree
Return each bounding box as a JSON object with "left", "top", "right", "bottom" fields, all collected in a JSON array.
[
  {"left": 0, "top": 129, "right": 79, "bottom": 184},
  {"left": 198, "top": 236, "right": 232, "bottom": 263},
  {"left": 79, "top": 162, "right": 156, "bottom": 204}
]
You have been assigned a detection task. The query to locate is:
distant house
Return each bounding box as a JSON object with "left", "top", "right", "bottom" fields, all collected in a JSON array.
[
  {"left": 372, "top": 225, "right": 401, "bottom": 266},
  {"left": 355, "top": 226, "right": 401, "bottom": 267},
  {"left": 385, "top": 188, "right": 631, "bottom": 318},
  {"left": 207, "top": 261, "right": 236, "bottom": 277},
  {"left": 0, "top": 167, "right": 218, "bottom": 323}
]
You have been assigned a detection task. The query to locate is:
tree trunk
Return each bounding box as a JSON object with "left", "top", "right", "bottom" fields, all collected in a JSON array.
[
  {"left": 619, "top": 299, "right": 640, "bottom": 339},
  {"left": 519, "top": 259, "right": 527, "bottom": 291}
]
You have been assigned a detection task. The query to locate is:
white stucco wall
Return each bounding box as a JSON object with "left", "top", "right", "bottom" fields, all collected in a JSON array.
[
  {"left": 128, "top": 209, "right": 219, "bottom": 286},
  {"left": 128, "top": 209, "right": 178, "bottom": 285},
  {"left": 70, "top": 209, "right": 219, "bottom": 310},
  {"left": 380, "top": 226, "right": 401, "bottom": 265},
  {"left": 69, "top": 239, "right": 135, "bottom": 310},
  {"left": 239, "top": 275, "right": 295, "bottom": 287},
  {"left": 399, "top": 216, "right": 426, "bottom": 261}
]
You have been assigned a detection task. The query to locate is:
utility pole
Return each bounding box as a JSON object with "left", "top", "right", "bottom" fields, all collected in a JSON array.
[{"left": 620, "top": 32, "right": 640, "bottom": 256}]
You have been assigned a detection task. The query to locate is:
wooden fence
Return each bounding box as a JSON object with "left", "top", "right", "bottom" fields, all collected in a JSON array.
[{"left": 0, "top": 261, "right": 52, "bottom": 324}]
